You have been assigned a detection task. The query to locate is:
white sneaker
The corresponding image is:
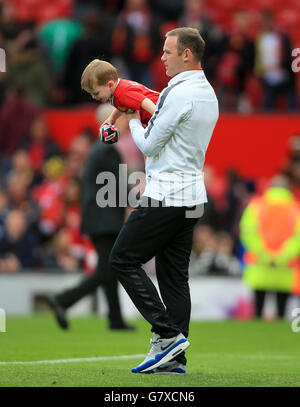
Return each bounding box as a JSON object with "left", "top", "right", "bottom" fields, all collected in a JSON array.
[{"left": 131, "top": 333, "right": 190, "bottom": 373}]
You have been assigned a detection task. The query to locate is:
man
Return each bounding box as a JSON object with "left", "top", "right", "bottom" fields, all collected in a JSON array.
[
  {"left": 47, "top": 140, "right": 134, "bottom": 331},
  {"left": 109, "top": 27, "right": 219, "bottom": 374},
  {"left": 240, "top": 176, "right": 300, "bottom": 319}
]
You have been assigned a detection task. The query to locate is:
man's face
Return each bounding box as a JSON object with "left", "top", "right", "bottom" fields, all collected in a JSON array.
[
  {"left": 161, "top": 35, "right": 185, "bottom": 77},
  {"left": 89, "top": 81, "right": 114, "bottom": 103}
]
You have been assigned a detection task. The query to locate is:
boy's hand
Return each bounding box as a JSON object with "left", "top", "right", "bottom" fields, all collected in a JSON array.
[
  {"left": 100, "top": 116, "right": 114, "bottom": 129},
  {"left": 100, "top": 108, "right": 122, "bottom": 130},
  {"left": 127, "top": 111, "right": 140, "bottom": 121}
]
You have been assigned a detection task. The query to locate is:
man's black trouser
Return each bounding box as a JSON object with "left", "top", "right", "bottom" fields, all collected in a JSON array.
[
  {"left": 109, "top": 199, "right": 199, "bottom": 341},
  {"left": 56, "top": 235, "right": 125, "bottom": 327}
]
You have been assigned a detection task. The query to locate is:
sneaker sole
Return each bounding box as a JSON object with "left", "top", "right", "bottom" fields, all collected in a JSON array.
[
  {"left": 132, "top": 338, "right": 190, "bottom": 373},
  {"left": 154, "top": 370, "right": 186, "bottom": 375},
  {"left": 134, "top": 367, "right": 186, "bottom": 375}
]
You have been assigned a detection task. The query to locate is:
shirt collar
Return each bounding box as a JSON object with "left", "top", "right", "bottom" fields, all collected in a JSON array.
[
  {"left": 112, "top": 78, "right": 120, "bottom": 95},
  {"left": 168, "top": 69, "right": 204, "bottom": 86},
  {"left": 110, "top": 78, "right": 120, "bottom": 105}
]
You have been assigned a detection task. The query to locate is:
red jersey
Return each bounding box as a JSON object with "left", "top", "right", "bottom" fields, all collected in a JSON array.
[{"left": 110, "top": 79, "right": 160, "bottom": 125}]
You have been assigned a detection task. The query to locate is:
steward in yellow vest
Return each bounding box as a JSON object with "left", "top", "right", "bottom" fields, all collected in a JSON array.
[{"left": 240, "top": 186, "right": 300, "bottom": 296}]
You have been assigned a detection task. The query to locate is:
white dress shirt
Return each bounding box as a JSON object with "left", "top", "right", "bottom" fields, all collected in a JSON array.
[{"left": 129, "top": 69, "right": 219, "bottom": 206}]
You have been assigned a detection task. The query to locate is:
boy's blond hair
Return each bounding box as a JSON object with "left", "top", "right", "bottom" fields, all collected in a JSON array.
[{"left": 81, "top": 59, "right": 118, "bottom": 91}]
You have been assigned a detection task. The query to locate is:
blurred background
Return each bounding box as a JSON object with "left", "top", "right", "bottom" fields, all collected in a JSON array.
[{"left": 0, "top": 0, "right": 300, "bottom": 322}]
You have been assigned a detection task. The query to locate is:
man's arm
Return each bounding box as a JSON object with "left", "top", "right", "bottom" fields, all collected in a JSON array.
[{"left": 128, "top": 90, "right": 190, "bottom": 157}]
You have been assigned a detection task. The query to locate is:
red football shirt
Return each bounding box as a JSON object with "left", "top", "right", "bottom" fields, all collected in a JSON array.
[{"left": 110, "top": 79, "right": 160, "bottom": 125}]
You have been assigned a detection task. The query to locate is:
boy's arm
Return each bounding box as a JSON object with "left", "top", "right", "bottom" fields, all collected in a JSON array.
[
  {"left": 141, "top": 97, "right": 156, "bottom": 115},
  {"left": 101, "top": 108, "right": 123, "bottom": 127}
]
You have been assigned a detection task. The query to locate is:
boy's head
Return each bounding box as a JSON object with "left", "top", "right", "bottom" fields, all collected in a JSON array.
[{"left": 81, "top": 59, "right": 118, "bottom": 103}]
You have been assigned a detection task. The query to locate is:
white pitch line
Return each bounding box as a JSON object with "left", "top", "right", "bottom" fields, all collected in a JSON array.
[
  {"left": 197, "top": 354, "right": 295, "bottom": 360},
  {"left": 0, "top": 353, "right": 296, "bottom": 366},
  {"left": 0, "top": 354, "right": 145, "bottom": 366}
]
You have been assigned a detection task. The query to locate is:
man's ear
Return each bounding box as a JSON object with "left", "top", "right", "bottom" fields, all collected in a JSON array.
[{"left": 183, "top": 48, "right": 191, "bottom": 63}]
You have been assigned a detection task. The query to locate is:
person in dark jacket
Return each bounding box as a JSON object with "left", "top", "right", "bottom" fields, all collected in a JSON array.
[
  {"left": 0, "top": 209, "right": 39, "bottom": 272},
  {"left": 46, "top": 141, "right": 134, "bottom": 330}
]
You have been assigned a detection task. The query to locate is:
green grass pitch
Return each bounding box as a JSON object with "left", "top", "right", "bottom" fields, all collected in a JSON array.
[{"left": 0, "top": 315, "right": 299, "bottom": 387}]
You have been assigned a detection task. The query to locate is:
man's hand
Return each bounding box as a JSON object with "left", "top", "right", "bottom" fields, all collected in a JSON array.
[{"left": 127, "top": 110, "right": 141, "bottom": 121}]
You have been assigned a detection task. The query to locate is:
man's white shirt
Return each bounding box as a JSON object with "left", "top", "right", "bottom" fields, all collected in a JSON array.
[{"left": 129, "top": 69, "right": 219, "bottom": 206}]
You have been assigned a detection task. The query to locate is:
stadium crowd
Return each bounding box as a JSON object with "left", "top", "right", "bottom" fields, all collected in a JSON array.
[
  {"left": 0, "top": 0, "right": 300, "bottom": 280},
  {"left": 0, "top": 0, "right": 299, "bottom": 111}
]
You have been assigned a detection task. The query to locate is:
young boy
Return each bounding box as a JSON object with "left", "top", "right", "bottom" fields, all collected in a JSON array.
[{"left": 81, "top": 59, "right": 160, "bottom": 127}]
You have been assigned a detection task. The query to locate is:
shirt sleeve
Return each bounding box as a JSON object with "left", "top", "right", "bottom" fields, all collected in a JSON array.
[
  {"left": 118, "top": 89, "right": 147, "bottom": 111},
  {"left": 129, "top": 88, "right": 191, "bottom": 157}
]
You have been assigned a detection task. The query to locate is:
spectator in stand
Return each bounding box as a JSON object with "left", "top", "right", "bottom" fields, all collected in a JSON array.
[
  {"left": 255, "top": 10, "right": 298, "bottom": 112},
  {"left": 7, "top": 149, "right": 38, "bottom": 189},
  {"left": 0, "top": 209, "right": 39, "bottom": 272},
  {"left": 37, "top": 17, "right": 84, "bottom": 105},
  {"left": 284, "top": 136, "right": 300, "bottom": 201},
  {"left": 68, "top": 130, "right": 94, "bottom": 176},
  {"left": 0, "top": 1, "right": 17, "bottom": 40},
  {"left": 21, "top": 116, "right": 62, "bottom": 185},
  {"left": 149, "top": 0, "right": 183, "bottom": 22},
  {"left": 216, "top": 9, "right": 255, "bottom": 112},
  {"left": 40, "top": 228, "right": 80, "bottom": 272},
  {"left": 0, "top": 29, "right": 5, "bottom": 104},
  {"left": 31, "top": 156, "right": 67, "bottom": 242},
  {"left": 189, "top": 225, "right": 240, "bottom": 277},
  {"left": 62, "top": 9, "right": 115, "bottom": 104},
  {"left": 0, "top": 0, "right": 25, "bottom": 104},
  {"left": 189, "top": 225, "right": 216, "bottom": 276},
  {"left": 286, "top": 159, "right": 300, "bottom": 202},
  {"left": 73, "top": 0, "right": 105, "bottom": 20},
  {"left": 64, "top": 150, "right": 85, "bottom": 180},
  {"left": 0, "top": 1, "right": 29, "bottom": 42},
  {"left": 111, "top": 0, "right": 161, "bottom": 87},
  {"left": 0, "top": 189, "right": 9, "bottom": 240},
  {"left": 6, "top": 171, "right": 40, "bottom": 232},
  {"left": 5, "top": 31, "right": 51, "bottom": 107},
  {"left": 38, "top": 18, "right": 83, "bottom": 76},
  {"left": 0, "top": 85, "right": 39, "bottom": 159},
  {"left": 62, "top": 177, "right": 85, "bottom": 265},
  {"left": 180, "top": 0, "right": 226, "bottom": 86}
]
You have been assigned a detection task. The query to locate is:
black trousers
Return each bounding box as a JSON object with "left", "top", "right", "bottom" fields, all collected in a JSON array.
[
  {"left": 109, "top": 199, "right": 199, "bottom": 340},
  {"left": 56, "top": 235, "right": 125, "bottom": 327},
  {"left": 254, "top": 289, "right": 289, "bottom": 318}
]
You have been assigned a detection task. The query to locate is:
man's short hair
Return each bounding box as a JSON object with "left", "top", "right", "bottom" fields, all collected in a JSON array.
[
  {"left": 166, "top": 27, "right": 205, "bottom": 62},
  {"left": 81, "top": 59, "right": 118, "bottom": 91}
]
